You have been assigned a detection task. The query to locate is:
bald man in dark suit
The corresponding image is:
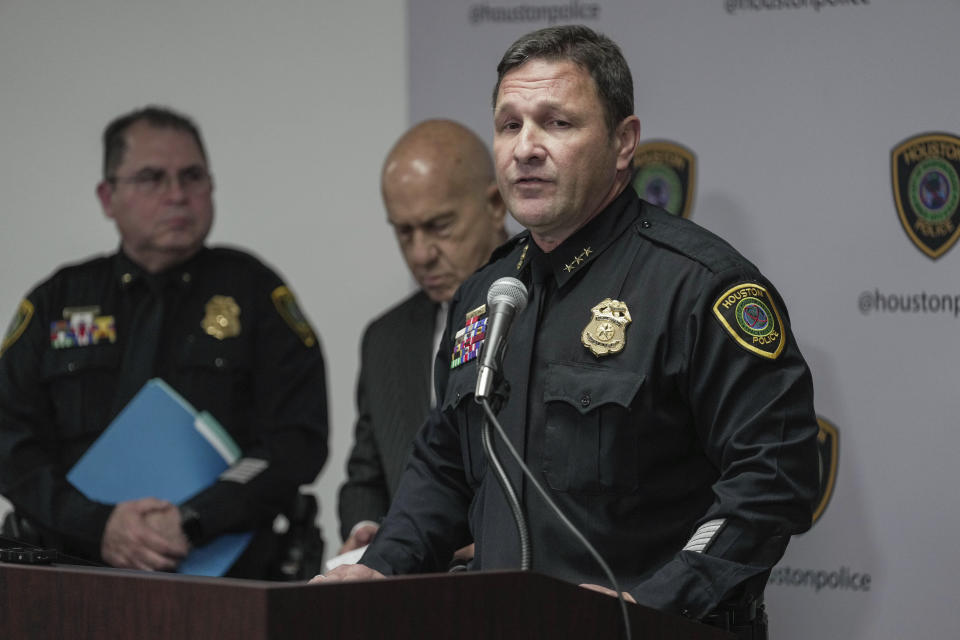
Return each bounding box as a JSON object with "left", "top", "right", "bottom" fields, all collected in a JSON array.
[{"left": 336, "top": 120, "right": 507, "bottom": 556}]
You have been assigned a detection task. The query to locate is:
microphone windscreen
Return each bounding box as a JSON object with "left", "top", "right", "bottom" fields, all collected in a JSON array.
[{"left": 486, "top": 277, "right": 528, "bottom": 313}]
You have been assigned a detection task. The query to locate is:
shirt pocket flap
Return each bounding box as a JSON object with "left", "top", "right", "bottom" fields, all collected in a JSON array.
[
  {"left": 441, "top": 367, "right": 477, "bottom": 412},
  {"left": 178, "top": 341, "right": 242, "bottom": 372},
  {"left": 40, "top": 346, "right": 121, "bottom": 379},
  {"left": 544, "top": 362, "right": 644, "bottom": 415}
]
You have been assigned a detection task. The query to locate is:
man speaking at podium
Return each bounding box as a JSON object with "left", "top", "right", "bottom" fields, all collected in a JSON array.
[
  {"left": 0, "top": 106, "right": 329, "bottom": 579},
  {"left": 315, "top": 25, "right": 819, "bottom": 638}
]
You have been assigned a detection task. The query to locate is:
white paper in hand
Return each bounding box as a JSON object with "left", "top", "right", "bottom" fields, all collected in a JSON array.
[{"left": 324, "top": 544, "right": 368, "bottom": 572}]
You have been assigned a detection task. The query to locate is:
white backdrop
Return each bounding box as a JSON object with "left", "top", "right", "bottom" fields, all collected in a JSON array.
[
  {"left": 0, "top": 0, "right": 411, "bottom": 570},
  {"left": 407, "top": 1, "right": 960, "bottom": 638}
]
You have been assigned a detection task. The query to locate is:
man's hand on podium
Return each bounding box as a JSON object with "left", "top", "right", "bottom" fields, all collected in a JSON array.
[
  {"left": 309, "top": 563, "right": 385, "bottom": 584},
  {"left": 100, "top": 498, "right": 189, "bottom": 571},
  {"left": 580, "top": 583, "right": 637, "bottom": 603},
  {"left": 452, "top": 543, "right": 474, "bottom": 562}
]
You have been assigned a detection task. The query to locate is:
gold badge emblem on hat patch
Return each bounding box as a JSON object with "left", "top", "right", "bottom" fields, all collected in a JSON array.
[
  {"left": 202, "top": 295, "right": 241, "bottom": 340},
  {"left": 581, "top": 298, "right": 632, "bottom": 356}
]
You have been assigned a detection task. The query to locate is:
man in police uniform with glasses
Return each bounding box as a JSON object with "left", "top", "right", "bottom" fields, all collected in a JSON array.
[{"left": 0, "top": 106, "right": 329, "bottom": 579}]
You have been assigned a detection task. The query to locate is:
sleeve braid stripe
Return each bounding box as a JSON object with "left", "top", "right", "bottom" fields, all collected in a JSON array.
[
  {"left": 219, "top": 457, "right": 269, "bottom": 484},
  {"left": 682, "top": 518, "right": 726, "bottom": 553}
]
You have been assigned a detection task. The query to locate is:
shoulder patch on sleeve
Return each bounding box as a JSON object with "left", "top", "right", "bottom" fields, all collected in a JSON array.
[
  {"left": 271, "top": 286, "right": 317, "bottom": 348},
  {"left": 1, "top": 299, "right": 34, "bottom": 357},
  {"left": 711, "top": 283, "right": 785, "bottom": 359}
]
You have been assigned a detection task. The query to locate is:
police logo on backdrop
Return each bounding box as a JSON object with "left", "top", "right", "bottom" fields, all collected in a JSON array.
[
  {"left": 631, "top": 140, "right": 696, "bottom": 219},
  {"left": 891, "top": 132, "right": 960, "bottom": 259},
  {"left": 813, "top": 417, "right": 840, "bottom": 525},
  {"left": 712, "top": 283, "right": 785, "bottom": 359}
]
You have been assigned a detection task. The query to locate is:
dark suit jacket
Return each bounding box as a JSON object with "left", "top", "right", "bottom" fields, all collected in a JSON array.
[{"left": 337, "top": 290, "right": 437, "bottom": 541}]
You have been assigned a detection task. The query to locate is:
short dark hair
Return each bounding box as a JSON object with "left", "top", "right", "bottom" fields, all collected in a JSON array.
[
  {"left": 492, "top": 25, "right": 634, "bottom": 135},
  {"left": 102, "top": 106, "right": 208, "bottom": 179}
]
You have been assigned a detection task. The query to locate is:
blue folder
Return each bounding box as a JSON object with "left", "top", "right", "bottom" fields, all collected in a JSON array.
[{"left": 66, "top": 378, "right": 253, "bottom": 576}]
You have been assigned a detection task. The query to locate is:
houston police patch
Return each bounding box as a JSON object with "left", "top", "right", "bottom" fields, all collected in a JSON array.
[
  {"left": 891, "top": 132, "right": 960, "bottom": 260},
  {"left": 1, "top": 299, "right": 34, "bottom": 357},
  {"left": 271, "top": 285, "right": 316, "bottom": 348},
  {"left": 631, "top": 140, "right": 696, "bottom": 219},
  {"left": 712, "top": 283, "right": 785, "bottom": 359}
]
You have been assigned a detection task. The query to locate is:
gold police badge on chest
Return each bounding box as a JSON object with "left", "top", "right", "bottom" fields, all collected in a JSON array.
[
  {"left": 202, "top": 295, "right": 241, "bottom": 340},
  {"left": 581, "top": 298, "right": 632, "bottom": 356}
]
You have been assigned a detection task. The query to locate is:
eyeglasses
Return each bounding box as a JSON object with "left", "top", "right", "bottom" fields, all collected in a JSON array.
[{"left": 107, "top": 166, "right": 212, "bottom": 196}]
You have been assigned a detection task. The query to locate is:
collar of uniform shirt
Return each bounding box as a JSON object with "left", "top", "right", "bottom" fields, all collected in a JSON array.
[
  {"left": 114, "top": 246, "right": 204, "bottom": 291},
  {"left": 526, "top": 186, "right": 639, "bottom": 290}
]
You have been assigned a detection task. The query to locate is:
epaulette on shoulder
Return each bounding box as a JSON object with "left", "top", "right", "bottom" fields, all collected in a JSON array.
[
  {"left": 634, "top": 201, "right": 755, "bottom": 275},
  {"left": 44, "top": 254, "right": 113, "bottom": 287},
  {"left": 451, "top": 232, "right": 530, "bottom": 308},
  {"left": 23, "top": 253, "right": 114, "bottom": 306},
  {"left": 207, "top": 245, "right": 282, "bottom": 278},
  {"left": 54, "top": 253, "right": 112, "bottom": 276},
  {"left": 487, "top": 231, "right": 529, "bottom": 265},
  {"left": 207, "top": 245, "right": 263, "bottom": 266}
]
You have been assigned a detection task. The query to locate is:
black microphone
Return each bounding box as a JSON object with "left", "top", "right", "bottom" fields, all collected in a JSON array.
[{"left": 475, "top": 277, "right": 528, "bottom": 400}]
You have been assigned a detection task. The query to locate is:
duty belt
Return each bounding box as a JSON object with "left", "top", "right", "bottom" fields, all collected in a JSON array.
[{"left": 702, "top": 601, "right": 767, "bottom": 640}]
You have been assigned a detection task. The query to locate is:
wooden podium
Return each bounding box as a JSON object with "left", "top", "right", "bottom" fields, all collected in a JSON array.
[{"left": 0, "top": 562, "right": 732, "bottom": 639}]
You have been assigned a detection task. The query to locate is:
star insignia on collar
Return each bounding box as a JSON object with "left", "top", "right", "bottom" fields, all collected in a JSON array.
[
  {"left": 564, "top": 247, "right": 593, "bottom": 273},
  {"left": 516, "top": 243, "right": 529, "bottom": 271}
]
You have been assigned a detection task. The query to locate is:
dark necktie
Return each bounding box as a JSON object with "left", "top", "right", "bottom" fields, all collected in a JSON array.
[
  {"left": 480, "top": 251, "right": 551, "bottom": 569},
  {"left": 111, "top": 276, "right": 165, "bottom": 417},
  {"left": 506, "top": 252, "right": 552, "bottom": 472}
]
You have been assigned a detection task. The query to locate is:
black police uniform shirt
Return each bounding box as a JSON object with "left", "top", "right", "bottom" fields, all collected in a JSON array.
[
  {"left": 359, "top": 187, "right": 820, "bottom": 618},
  {"left": 0, "top": 246, "right": 328, "bottom": 565}
]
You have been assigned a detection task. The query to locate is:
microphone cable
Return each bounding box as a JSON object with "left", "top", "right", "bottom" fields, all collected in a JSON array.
[
  {"left": 480, "top": 415, "right": 530, "bottom": 570},
  {"left": 479, "top": 398, "right": 633, "bottom": 640}
]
